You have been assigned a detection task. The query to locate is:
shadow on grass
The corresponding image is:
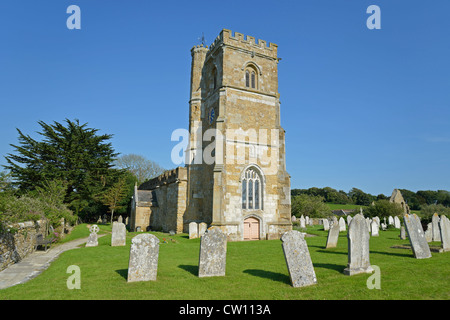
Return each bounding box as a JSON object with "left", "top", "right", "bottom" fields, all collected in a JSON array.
[
  {"left": 178, "top": 264, "right": 198, "bottom": 276},
  {"left": 316, "top": 249, "right": 347, "bottom": 255},
  {"left": 243, "top": 269, "right": 290, "bottom": 285},
  {"left": 313, "top": 263, "right": 346, "bottom": 273},
  {"left": 116, "top": 269, "right": 128, "bottom": 280}
]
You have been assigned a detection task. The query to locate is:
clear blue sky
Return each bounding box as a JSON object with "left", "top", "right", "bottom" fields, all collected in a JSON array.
[{"left": 0, "top": 0, "right": 449, "bottom": 196}]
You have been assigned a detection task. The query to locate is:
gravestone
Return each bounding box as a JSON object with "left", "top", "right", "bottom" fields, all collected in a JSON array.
[
  {"left": 189, "top": 222, "right": 198, "bottom": 239},
  {"left": 198, "top": 222, "right": 208, "bottom": 237},
  {"left": 400, "top": 226, "right": 407, "bottom": 240},
  {"left": 326, "top": 220, "right": 340, "bottom": 248},
  {"left": 323, "top": 219, "right": 330, "bottom": 231},
  {"left": 388, "top": 216, "right": 394, "bottom": 226},
  {"left": 403, "top": 214, "right": 431, "bottom": 259},
  {"left": 394, "top": 216, "right": 401, "bottom": 229},
  {"left": 299, "top": 216, "right": 306, "bottom": 229},
  {"left": 291, "top": 215, "right": 296, "bottom": 222},
  {"left": 305, "top": 216, "right": 309, "bottom": 225},
  {"left": 366, "top": 218, "right": 371, "bottom": 232},
  {"left": 344, "top": 214, "right": 373, "bottom": 276},
  {"left": 86, "top": 224, "right": 99, "bottom": 247},
  {"left": 371, "top": 220, "right": 379, "bottom": 237},
  {"left": 424, "top": 223, "right": 433, "bottom": 242},
  {"left": 439, "top": 215, "right": 450, "bottom": 252},
  {"left": 118, "top": 215, "right": 123, "bottom": 224},
  {"left": 198, "top": 227, "right": 227, "bottom": 277},
  {"left": 432, "top": 213, "right": 441, "bottom": 242},
  {"left": 339, "top": 217, "right": 346, "bottom": 232},
  {"left": 127, "top": 233, "right": 159, "bottom": 282},
  {"left": 111, "top": 221, "right": 126, "bottom": 246},
  {"left": 347, "top": 215, "right": 352, "bottom": 226},
  {"left": 373, "top": 216, "right": 380, "bottom": 226},
  {"left": 281, "top": 230, "right": 317, "bottom": 288}
]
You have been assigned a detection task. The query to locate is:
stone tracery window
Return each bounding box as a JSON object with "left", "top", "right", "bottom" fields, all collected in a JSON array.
[
  {"left": 242, "top": 167, "right": 263, "bottom": 210},
  {"left": 245, "top": 67, "right": 257, "bottom": 89}
]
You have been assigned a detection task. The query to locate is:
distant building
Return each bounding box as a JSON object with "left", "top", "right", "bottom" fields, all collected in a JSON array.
[{"left": 389, "top": 189, "right": 410, "bottom": 214}]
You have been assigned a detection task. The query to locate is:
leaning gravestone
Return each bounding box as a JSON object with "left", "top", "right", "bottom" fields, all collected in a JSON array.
[
  {"left": 439, "top": 215, "right": 450, "bottom": 252},
  {"left": 344, "top": 214, "right": 374, "bottom": 276},
  {"left": 403, "top": 214, "right": 431, "bottom": 259},
  {"left": 111, "top": 221, "right": 126, "bottom": 246},
  {"left": 127, "top": 233, "right": 159, "bottom": 282},
  {"left": 281, "top": 230, "right": 317, "bottom": 288},
  {"left": 189, "top": 222, "right": 198, "bottom": 239},
  {"left": 432, "top": 213, "right": 441, "bottom": 242},
  {"left": 86, "top": 224, "right": 99, "bottom": 247},
  {"left": 198, "top": 227, "right": 227, "bottom": 277},
  {"left": 326, "top": 221, "right": 340, "bottom": 249}
]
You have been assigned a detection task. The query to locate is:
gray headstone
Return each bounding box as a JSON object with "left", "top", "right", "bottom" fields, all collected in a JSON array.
[
  {"left": 373, "top": 216, "right": 380, "bottom": 226},
  {"left": 403, "top": 214, "right": 431, "bottom": 259},
  {"left": 326, "top": 221, "right": 340, "bottom": 248},
  {"left": 339, "top": 217, "right": 346, "bottom": 232},
  {"left": 425, "top": 223, "right": 433, "bottom": 242},
  {"left": 299, "top": 216, "right": 306, "bottom": 229},
  {"left": 111, "top": 221, "right": 126, "bottom": 246},
  {"left": 118, "top": 215, "right": 123, "bottom": 224},
  {"left": 394, "top": 216, "right": 401, "bottom": 229},
  {"left": 305, "top": 216, "right": 309, "bottom": 225},
  {"left": 291, "top": 215, "right": 296, "bottom": 222},
  {"left": 439, "top": 215, "right": 450, "bottom": 252},
  {"left": 198, "top": 222, "right": 208, "bottom": 237},
  {"left": 371, "top": 220, "right": 379, "bottom": 237},
  {"left": 400, "top": 226, "right": 407, "bottom": 240},
  {"left": 432, "top": 213, "right": 441, "bottom": 242},
  {"left": 281, "top": 230, "right": 317, "bottom": 288},
  {"left": 189, "top": 222, "right": 198, "bottom": 239},
  {"left": 388, "top": 216, "right": 394, "bottom": 226},
  {"left": 127, "top": 234, "right": 159, "bottom": 282},
  {"left": 344, "top": 214, "right": 374, "bottom": 276},
  {"left": 86, "top": 224, "right": 99, "bottom": 247},
  {"left": 323, "top": 219, "right": 330, "bottom": 231},
  {"left": 347, "top": 215, "right": 352, "bottom": 226},
  {"left": 198, "top": 227, "right": 227, "bottom": 277}
]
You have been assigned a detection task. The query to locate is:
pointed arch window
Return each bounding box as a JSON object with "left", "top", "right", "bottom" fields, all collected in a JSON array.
[
  {"left": 242, "top": 167, "right": 263, "bottom": 210},
  {"left": 245, "top": 70, "right": 250, "bottom": 88}
]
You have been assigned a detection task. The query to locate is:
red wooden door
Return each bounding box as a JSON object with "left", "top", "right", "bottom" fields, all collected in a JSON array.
[{"left": 244, "top": 217, "right": 260, "bottom": 240}]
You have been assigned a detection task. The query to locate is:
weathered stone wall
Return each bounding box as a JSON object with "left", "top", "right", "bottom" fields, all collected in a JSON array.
[
  {"left": 0, "top": 220, "right": 47, "bottom": 272},
  {"left": 132, "top": 167, "right": 187, "bottom": 234}
]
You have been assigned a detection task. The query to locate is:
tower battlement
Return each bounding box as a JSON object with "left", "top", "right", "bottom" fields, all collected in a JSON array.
[{"left": 207, "top": 29, "right": 278, "bottom": 59}]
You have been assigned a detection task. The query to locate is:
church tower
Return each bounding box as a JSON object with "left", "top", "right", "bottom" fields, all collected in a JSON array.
[{"left": 185, "top": 29, "right": 292, "bottom": 240}]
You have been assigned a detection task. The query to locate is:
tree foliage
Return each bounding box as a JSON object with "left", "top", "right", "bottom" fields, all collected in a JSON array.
[
  {"left": 114, "top": 154, "right": 165, "bottom": 184},
  {"left": 364, "top": 200, "right": 404, "bottom": 219},
  {"left": 3, "top": 119, "right": 123, "bottom": 220},
  {"left": 291, "top": 194, "right": 331, "bottom": 218}
]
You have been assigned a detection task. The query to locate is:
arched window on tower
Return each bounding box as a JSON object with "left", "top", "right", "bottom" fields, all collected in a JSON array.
[
  {"left": 242, "top": 167, "right": 263, "bottom": 210},
  {"left": 245, "top": 70, "right": 250, "bottom": 88},
  {"left": 251, "top": 71, "right": 256, "bottom": 89},
  {"left": 244, "top": 65, "right": 258, "bottom": 89}
]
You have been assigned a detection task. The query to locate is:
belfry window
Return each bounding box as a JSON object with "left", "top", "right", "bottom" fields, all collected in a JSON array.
[
  {"left": 245, "top": 67, "right": 257, "bottom": 89},
  {"left": 242, "top": 167, "right": 263, "bottom": 210}
]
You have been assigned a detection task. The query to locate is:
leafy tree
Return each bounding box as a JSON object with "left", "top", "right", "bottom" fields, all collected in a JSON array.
[
  {"left": 291, "top": 194, "right": 331, "bottom": 218},
  {"left": 348, "top": 188, "right": 375, "bottom": 206},
  {"left": 364, "top": 200, "right": 403, "bottom": 219},
  {"left": 114, "top": 154, "right": 165, "bottom": 184},
  {"left": 420, "top": 204, "right": 450, "bottom": 224},
  {"left": 3, "top": 119, "right": 122, "bottom": 220},
  {"left": 98, "top": 177, "right": 128, "bottom": 223}
]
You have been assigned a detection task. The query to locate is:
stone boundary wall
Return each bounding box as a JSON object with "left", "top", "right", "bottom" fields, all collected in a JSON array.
[{"left": 0, "top": 220, "right": 47, "bottom": 272}]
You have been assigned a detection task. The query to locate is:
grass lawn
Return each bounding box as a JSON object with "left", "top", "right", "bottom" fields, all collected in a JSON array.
[{"left": 0, "top": 224, "right": 449, "bottom": 300}]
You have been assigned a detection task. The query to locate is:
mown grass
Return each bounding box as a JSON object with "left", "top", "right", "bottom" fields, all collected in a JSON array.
[{"left": 0, "top": 224, "right": 449, "bottom": 300}]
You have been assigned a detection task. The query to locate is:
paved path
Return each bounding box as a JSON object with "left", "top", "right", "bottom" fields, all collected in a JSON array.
[{"left": 0, "top": 234, "right": 106, "bottom": 290}]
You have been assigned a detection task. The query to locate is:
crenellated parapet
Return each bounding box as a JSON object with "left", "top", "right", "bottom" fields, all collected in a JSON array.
[{"left": 207, "top": 29, "right": 278, "bottom": 59}]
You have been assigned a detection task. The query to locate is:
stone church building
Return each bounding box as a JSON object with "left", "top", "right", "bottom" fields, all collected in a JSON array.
[{"left": 130, "top": 29, "right": 292, "bottom": 241}]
